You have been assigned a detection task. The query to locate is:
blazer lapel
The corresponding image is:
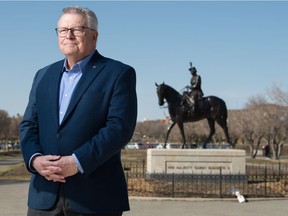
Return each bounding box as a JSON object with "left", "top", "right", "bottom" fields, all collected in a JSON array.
[{"left": 60, "top": 51, "right": 105, "bottom": 126}]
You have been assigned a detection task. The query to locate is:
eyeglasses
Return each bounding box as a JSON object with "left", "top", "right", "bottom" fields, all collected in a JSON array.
[{"left": 55, "top": 26, "right": 95, "bottom": 37}]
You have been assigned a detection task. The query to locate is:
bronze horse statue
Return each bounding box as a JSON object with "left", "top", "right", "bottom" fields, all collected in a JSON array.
[{"left": 155, "top": 82, "right": 232, "bottom": 149}]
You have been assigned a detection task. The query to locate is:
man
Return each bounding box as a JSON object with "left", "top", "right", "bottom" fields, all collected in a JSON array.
[
  {"left": 20, "top": 6, "right": 137, "bottom": 216},
  {"left": 185, "top": 64, "right": 204, "bottom": 112}
]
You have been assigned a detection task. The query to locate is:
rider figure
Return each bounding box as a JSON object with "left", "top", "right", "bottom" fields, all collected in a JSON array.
[{"left": 185, "top": 63, "right": 204, "bottom": 112}]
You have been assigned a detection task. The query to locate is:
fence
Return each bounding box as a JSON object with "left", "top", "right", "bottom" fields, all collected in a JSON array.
[{"left": 123, "top": 160, "right": 288, "bottom": 198}]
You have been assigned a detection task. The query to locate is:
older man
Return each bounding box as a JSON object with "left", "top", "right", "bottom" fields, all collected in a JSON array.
[{"left": 20, "top": 6, "right": 137, "bottom": 216}]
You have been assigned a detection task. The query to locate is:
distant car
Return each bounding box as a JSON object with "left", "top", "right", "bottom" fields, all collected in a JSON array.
[
  {"left": 156, "top": 143, "right": 180, "bottom": 149},
  {"left": 151, "top": 143, "right": 159, "bottom": 148},
  {"left": 205, "top": 143, "right": 231, "bottom": 149},
  {"left": 187, "top": 143, "right": 230, "bottom": 149},
  {"left": 186, "top": 144, "right": 198, "bottom": 149},
  {"left": 125, "top": 142, "right": 146, "bottom": 149},
  {"left": 145, "top": 143, "right": 157, "bottom": 149},
  {"left": 166, "top": 144, "right": 180, "bottom": 149},
  {"left": 156, "top": 143, "right": 164, "bottom": 149}
]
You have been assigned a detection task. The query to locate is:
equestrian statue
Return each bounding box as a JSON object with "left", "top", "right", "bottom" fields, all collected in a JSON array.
[{"left": 155, "top": 62, "right": 232, "bottom": 149}]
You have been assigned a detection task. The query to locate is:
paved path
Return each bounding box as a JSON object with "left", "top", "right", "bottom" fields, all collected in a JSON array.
[
  {"left": 127, "top": 197, "right": 288, "bottom": 216},
  {"left": 0, "top": 181, "right": 288, "bottom": 216},
  {"left": 0, "top": 181, "right": 29, "bottom": 216}
]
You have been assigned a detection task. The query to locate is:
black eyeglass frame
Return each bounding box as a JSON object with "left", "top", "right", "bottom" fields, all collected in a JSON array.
[{"left": 55, "top": 26, "right": 96, "bottom": 37}]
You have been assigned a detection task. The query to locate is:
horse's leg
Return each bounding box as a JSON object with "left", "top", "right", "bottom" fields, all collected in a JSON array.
[
  {"left": 204, "top": 118, "right": 215, "bottom": 148},
  {"left": 216, "top": 118, "right": 232, "bottom": 148},
  {"left": 164, "top": 121, "right": 176, "bottom": 148},
  {"left": 177, "top": 122, "right": 186, "bottom": 149}
]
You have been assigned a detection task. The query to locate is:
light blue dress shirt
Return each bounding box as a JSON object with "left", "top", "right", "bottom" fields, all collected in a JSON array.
[
  {"left": 59, "top": 65, "right": 82, "bottom": 124},
  {"left": 59, "top": 51, "right": 95, "bottom": 173}
]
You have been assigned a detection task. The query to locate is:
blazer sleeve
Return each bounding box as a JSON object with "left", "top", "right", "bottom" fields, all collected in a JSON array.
[{"left": 19, "top": 68, "right": 48, "bottom": 170}]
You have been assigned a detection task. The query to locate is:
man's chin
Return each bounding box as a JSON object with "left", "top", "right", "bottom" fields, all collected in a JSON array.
[{"left": 62, "top": 49, "right": 79, "bottom": 57}]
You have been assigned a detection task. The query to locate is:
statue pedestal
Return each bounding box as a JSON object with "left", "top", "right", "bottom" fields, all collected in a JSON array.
[{"left": 147, "top": 149, "right": 246, "bottom": 175}]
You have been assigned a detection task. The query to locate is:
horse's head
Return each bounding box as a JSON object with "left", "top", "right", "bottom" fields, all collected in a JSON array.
[{"left": 155, "top": 82, "right": 166, "bottom": 106}]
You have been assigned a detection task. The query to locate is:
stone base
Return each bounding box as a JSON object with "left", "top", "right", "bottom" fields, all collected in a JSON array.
[{"left": 147, "top": 149, "right": 246, "bottom": 175}]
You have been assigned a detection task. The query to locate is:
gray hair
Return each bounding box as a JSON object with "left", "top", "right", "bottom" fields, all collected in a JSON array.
[{"left": 59, "top": 6, "right": 98, "bottom": 32}]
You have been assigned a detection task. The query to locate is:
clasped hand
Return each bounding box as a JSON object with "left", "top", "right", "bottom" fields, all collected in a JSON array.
[{"left": 32, "top": 155, "right": 78, "bottom": 183}]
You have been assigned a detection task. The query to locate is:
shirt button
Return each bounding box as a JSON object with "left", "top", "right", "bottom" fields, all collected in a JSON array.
[{"left": 56, "top": 133, "right": 62, "bottom": 139}]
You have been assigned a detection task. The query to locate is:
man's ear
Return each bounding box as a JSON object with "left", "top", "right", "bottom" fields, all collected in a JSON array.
[{"left": 93, "top": 31, "right": 98, "bottom": 43}]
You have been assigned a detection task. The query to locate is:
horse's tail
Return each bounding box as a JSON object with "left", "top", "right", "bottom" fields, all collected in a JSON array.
[
  {"left": 219, "top": 98, "right": 228, "bottom": 121},
  {"left": 220, "top": 99, "right": 228, "bottom": 121},
  {"left": 212, "top": 96, "right": 232, "bottom": 145}
]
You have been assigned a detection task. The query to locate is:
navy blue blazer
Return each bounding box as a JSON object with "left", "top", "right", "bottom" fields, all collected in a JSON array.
[{"left": 20, "top": 50, "right": 137, "bottom": 214}]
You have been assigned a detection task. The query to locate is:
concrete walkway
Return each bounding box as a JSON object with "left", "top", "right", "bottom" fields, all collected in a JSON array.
[{"left": 0, "top": 181, "right": 288, "bottom": 216}]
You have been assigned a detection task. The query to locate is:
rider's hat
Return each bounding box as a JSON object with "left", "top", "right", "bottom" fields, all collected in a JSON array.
[{"left": 189, "top": 67, "right": 197, "bottom": 73}]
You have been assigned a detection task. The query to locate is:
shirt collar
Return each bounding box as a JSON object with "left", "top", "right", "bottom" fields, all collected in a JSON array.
[{"left": 62, "top": 50, "right": 96, "bottom": 73}]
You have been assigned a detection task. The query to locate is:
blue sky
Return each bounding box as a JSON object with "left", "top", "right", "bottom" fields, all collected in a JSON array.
[{"left": 0, "top": 1, "right": 287, "bottom": 121}]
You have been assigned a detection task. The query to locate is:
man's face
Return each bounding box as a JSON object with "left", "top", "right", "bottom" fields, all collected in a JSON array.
[
  {"left": 192, "top": 68, "right": 197, "bottom": 75},
  {"left": 57, "top": 13, "right": 98, "bottom": 63},
  {"left": 190, "top": 70, "right": 195, "bottom": 76}
]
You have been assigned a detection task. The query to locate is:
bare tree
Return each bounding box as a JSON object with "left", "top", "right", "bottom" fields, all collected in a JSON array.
[
  {"left": 0, "top": 110, "right": 10, "bottom": 140},
  {"left": 227, "top": 110, "right": 244, "bottom": 147},
  {"left": 268, "top": 84, "right": 288, "bottom": 106},
  {"left": 263, "top": 85, "right": 288, "bottom": 159},
  {"left": 0, "top": 110, "right": 11, "bottom": 150},
  {"left": 134, "top": 120, "right": 167, "bottom": 143},
  {"left": 8, "top": 114, "right": 22, "bottom": 147},
  {"left": 244, "top": 88, "right": 288, "bottom": 159},
  {"left": 243, "top": 98, "right": 270, "bottom": 158}
]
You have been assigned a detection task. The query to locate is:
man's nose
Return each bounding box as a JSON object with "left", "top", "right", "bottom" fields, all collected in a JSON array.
[{"left": 66, "top": 29, "right": 75, "bottom": 38}]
